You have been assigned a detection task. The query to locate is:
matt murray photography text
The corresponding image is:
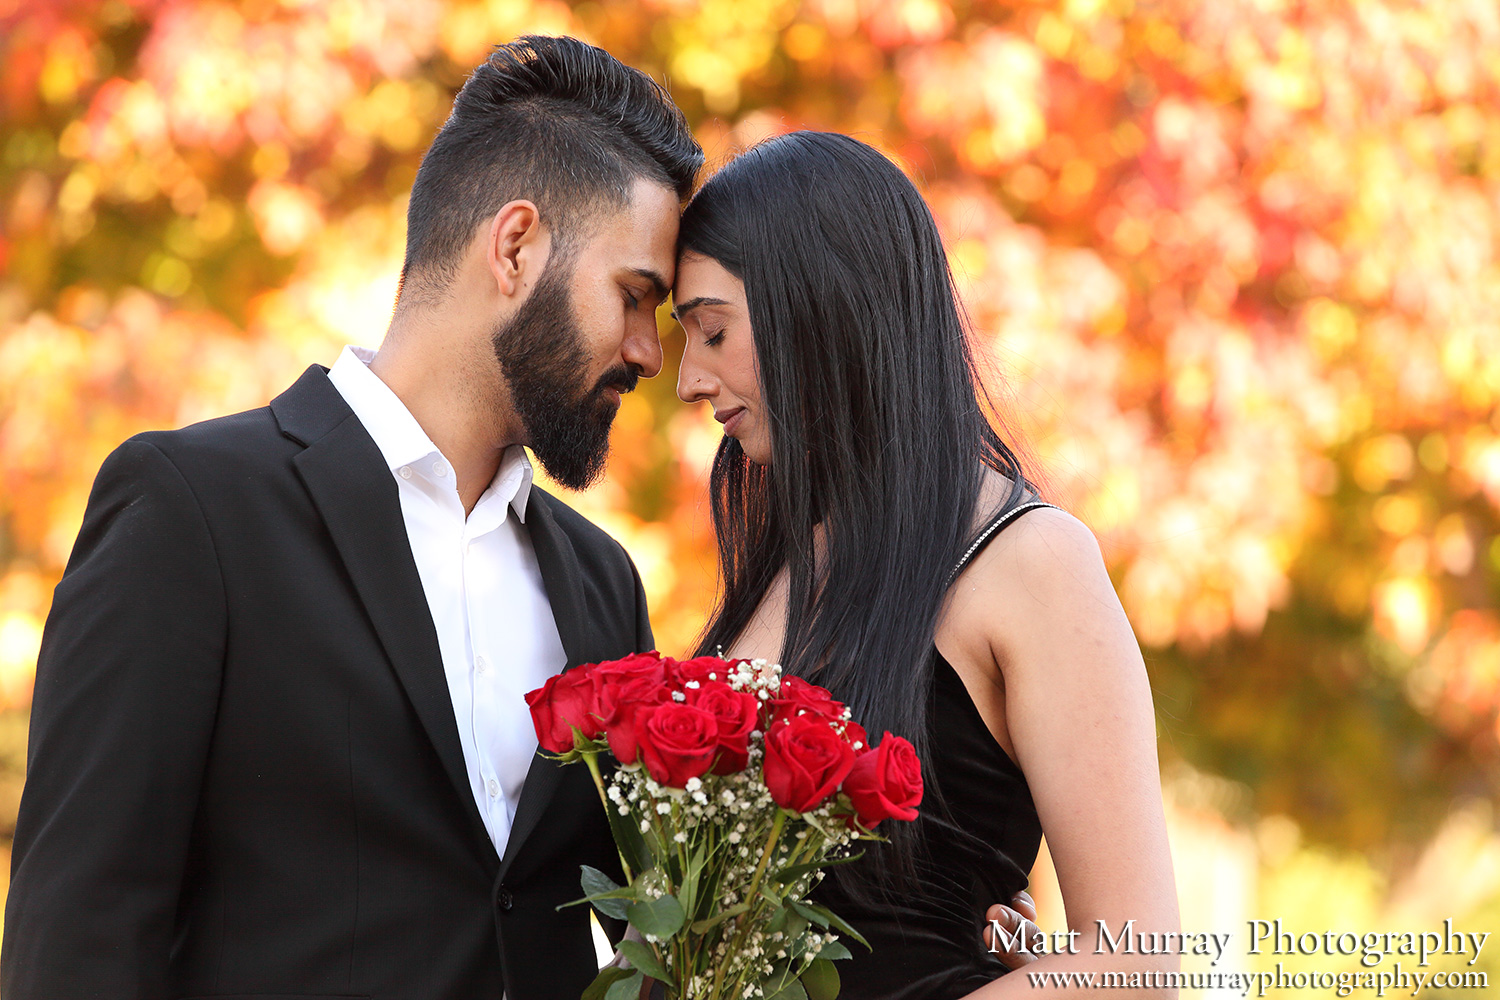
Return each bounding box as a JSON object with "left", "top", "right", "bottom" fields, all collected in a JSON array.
[{"left": 990, "top": 918, "right": 1491, "bottom": 969}]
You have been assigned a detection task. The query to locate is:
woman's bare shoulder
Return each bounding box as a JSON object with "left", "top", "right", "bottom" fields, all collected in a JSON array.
[
  {"left": 964, "top": 467, "right": 1105, "bottom": 597},
  {"left": 953, "top": 499, "right": 1132, "bottom": 674}
]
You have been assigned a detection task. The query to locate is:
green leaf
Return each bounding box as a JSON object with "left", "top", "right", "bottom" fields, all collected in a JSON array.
[
  {"left": 820, "top": 940, "right": 854, "bottom": 962},
  {"left": 579, "top": 865, "right": 631, "bottom": 920},
  {"left": 581, "top": 864, "right": 624, "bottom": 896},
  {"left": 679, "top": 844, "right": 706, "bottom": 919},
  {"left": 758, "top": 956, "right": 795, "bottom": 995},
  {"left": 799, "top": 810, "right": 834, "bottom": 839},
  {"left": 689, "top": 900, "right": 749, "bottom": 934},
  {"left": 604, "top": 801, "right": 653, "bottom": 876},
  {"left": 801, "top": 958, "right": 840, "bottom": 1000},
  {"left": 768, "top": 850, "right": 866, "bottom": 886},
  {"left": 787, "top": 898, "right": 829, "bottom": 928},
  {"left": 765, "top": 904, "right": 790, "bottom": 935},
  {"left": 581, "top": 965, "right": 636, "bottom": 1000},
  {"left": 555, "top": 885, "right": 639, "bottom": 920},
  {"left": 765, "top": 978, "right": 810, "bottom": 1000},
  {"left": 604, "top": 969, "right": 644, "bottom": 1000},
  {"left": 626, "top": 893, "right": 686, "bottom": 939},
  {"left": 796, "top": 902, "right": 870, "bottom": 950},
  {"left": 618, "top": 939, "right": 672, "bottom": 982}
]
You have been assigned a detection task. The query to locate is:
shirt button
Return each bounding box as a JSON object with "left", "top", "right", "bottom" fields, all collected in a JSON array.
[
  {"left": 487, "top": 778, "right": 499, "bottom": 798},
  {"left": 433, "top": 460, "right": 448, "bottom": 477},
  {"left": 475, "top": 655, "right": 488, "bottom": 675},
  {"left": 398, "top": 466, "right": 413, "bottom": 479}
]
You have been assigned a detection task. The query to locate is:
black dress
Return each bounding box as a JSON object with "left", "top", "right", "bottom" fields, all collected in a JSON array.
[{"left": 811, "top": 501, "right": 1057, "bottom": 1000}]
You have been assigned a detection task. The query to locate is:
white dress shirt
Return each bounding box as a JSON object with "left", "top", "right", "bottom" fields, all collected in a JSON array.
[{"left": 327, "top": 345, "right": 568, "bottom": 861}]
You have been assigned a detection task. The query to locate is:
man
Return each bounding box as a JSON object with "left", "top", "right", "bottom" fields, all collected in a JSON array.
[{"left": 2, "top": 36, "right": 699, "bottom": 1000}]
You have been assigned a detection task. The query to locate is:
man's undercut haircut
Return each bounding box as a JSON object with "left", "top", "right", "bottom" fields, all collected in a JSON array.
[{"left": 399, "top": 35, "right": 702, "bottom": 304}]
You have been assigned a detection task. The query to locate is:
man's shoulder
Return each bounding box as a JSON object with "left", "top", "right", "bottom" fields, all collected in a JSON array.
[
  {"left": 125, "top": 404, "right": 290, "bottom": 474},
  {"left": 118, "top": 364, "right": 340, "bottom": 475},
  {"left": 528, "top": 488, "right": 634, "bottom": 568}
]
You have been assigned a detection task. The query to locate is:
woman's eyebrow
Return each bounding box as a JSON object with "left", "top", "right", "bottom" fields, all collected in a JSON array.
[{"left": 671, "top": 296, "right": 730, "bottom": 321}]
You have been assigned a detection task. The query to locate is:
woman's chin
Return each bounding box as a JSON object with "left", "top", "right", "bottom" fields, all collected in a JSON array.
[{"left": 741, "top": 443, "right": 772, "bottom": 465}]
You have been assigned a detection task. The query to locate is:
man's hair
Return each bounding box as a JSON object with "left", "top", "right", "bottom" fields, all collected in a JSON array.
[{"left": 398, "top": 35, "right": 702, "bottom": 304}]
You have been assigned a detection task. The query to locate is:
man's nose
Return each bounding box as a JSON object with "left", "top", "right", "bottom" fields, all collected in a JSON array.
[{"left": 622, "top": 315, "right": 664, "bottom": 380}]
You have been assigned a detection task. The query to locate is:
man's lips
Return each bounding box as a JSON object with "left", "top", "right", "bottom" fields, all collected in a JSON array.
[{"left": 715, "top": 407, "right": 746, "bottom": 435}]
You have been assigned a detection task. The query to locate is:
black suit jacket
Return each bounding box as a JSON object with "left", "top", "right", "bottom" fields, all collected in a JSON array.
[{"left": 2, "top": 365, "right": 647, "bottom": 1000}]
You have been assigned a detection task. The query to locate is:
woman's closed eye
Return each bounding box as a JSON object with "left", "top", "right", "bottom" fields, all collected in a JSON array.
[{"left": 703, "top": 328, "right": 726, "bottom": 347}]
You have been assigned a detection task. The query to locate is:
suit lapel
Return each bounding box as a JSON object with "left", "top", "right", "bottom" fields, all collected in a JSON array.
[
  {"left": 499, "top": 492, "right": 591, "bottom": 881},
  {"left": 273, "top": 368, "right": 496, "bottom": 865}
]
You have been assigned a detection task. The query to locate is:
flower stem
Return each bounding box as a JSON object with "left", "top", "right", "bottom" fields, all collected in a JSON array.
[
  {"left": 711, "top": 809, "right": 788, "bottom": 1000},
  {"left": 744, "top": 810, "right": 787, "bottom": 908},
  {"left": 582, "top": 750, "right": 634, "bottom": 883}
]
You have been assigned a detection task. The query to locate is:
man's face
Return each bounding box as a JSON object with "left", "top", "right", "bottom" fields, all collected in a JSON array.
[{"left": 491, "top": 176, "right": 679, "bottom": 490}]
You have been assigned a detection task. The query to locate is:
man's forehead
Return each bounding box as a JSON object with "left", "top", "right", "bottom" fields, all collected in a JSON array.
[
  {"left": 617, "top": 178, "right": 681, "bottom": 235},
  {"left": 579, "top": 179, "right": 680, "bottom": 275}
]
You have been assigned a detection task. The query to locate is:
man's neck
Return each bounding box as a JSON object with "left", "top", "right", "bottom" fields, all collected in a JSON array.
[{"left": 367, "top": 318, "right": 523, "bottom": 516}]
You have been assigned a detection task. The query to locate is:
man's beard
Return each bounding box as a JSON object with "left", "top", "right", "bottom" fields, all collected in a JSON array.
[{"left": 491, "top": 257, "right": 639, "bottom": 490}]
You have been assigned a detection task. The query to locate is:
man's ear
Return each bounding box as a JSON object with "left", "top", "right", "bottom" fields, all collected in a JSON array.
[{"left": 485, "top": 199, "right": 550, "bottom": 299}]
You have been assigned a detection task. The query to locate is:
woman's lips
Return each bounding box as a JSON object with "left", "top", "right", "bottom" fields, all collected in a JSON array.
[{"left": 716, "top": 406, "right": 746, "bottom": 436}]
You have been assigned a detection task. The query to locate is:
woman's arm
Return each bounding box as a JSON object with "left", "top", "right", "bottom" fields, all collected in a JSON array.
[{"left": 947, "top": 507, "right": 1180, "bottom": 999}]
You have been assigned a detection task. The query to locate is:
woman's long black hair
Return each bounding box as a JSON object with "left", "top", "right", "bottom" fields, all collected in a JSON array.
[{"left": 681, "top": 131, "right": 1044, "bottom": 897}]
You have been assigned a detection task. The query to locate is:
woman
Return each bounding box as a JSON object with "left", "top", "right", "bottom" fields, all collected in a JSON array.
[{"left": 670, "top": 131, "right": 1180, "bottom": 999}]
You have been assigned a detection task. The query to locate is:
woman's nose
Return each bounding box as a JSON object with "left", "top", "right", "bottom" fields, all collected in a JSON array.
[{"left": 677, "top": 355, "right": 716, "bottom": 403}]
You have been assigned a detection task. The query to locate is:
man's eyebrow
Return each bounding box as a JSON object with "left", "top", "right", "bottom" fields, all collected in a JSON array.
[
  {"left": 670, "top": 296, "right": 730, "bottom": 321},
  {"left": 626, "top": 267, "right": 670, "bottom": 300}
]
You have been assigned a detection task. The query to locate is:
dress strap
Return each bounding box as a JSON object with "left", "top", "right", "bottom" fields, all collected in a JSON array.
[{"left": 944, "top": 501, "right": 1061, "bottom": 589}]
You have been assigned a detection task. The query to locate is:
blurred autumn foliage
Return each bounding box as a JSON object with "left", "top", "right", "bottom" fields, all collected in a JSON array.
[{"left": 3, "top": 0, "right": 1500, "bottom": 958}]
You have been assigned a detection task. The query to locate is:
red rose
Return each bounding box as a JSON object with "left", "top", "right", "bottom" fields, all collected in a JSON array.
[
  {"left": 770, "top": 675, "right": 846, "bottom": 728},
  {"left": 599, "top": 676, "right": 670, "bottom": 765},
  {"left": 582, "top": 653, "right": 671, "bottom": 765},
  {"left": 841, "top": 720, "right": 870, "bottom": 755},
  {"left": 595, "top": 651, "right": 669, "bottom": 683},
  {"left": 843, "top": 732, "right": 923, "bottom": 828},
  {"left": 592, "top": 654, "right": 668, "bottom": 717},
  {"left": 669, "top": 655, "right": 738, "bottom": 686},
  {"left": 685, "top": 680, "right": 761, "bottom": 774},
  {"left": 636, "top": 702, "right": 721, "bottom": 787},
  {"left": 525, "top": 666, "right": 603, "bottom": 753},
  {"left": 762, "top": 714, "right": 856, "bottom": 813}
]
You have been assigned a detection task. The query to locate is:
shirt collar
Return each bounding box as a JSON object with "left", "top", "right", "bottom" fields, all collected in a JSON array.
[
  {"left": 326, "top": 345, "right": 532, "bottom": 523},
  {"left": 493, "top": 440, "right": 533, "bottom": 523}
]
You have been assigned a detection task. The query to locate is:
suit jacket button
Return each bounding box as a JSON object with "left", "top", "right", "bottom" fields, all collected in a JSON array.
[{"left": 498, "top": 884, "right": 513, "bottom": 910}]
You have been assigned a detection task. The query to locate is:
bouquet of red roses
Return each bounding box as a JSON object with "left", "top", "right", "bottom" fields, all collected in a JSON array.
[{"left": 525, "top": 652, "right": 923, "bottom": 1000}]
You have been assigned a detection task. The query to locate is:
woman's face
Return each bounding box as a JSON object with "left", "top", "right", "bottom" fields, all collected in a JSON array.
[{"left": 673, "top": 251, "right": 772, "bottom": 464}]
